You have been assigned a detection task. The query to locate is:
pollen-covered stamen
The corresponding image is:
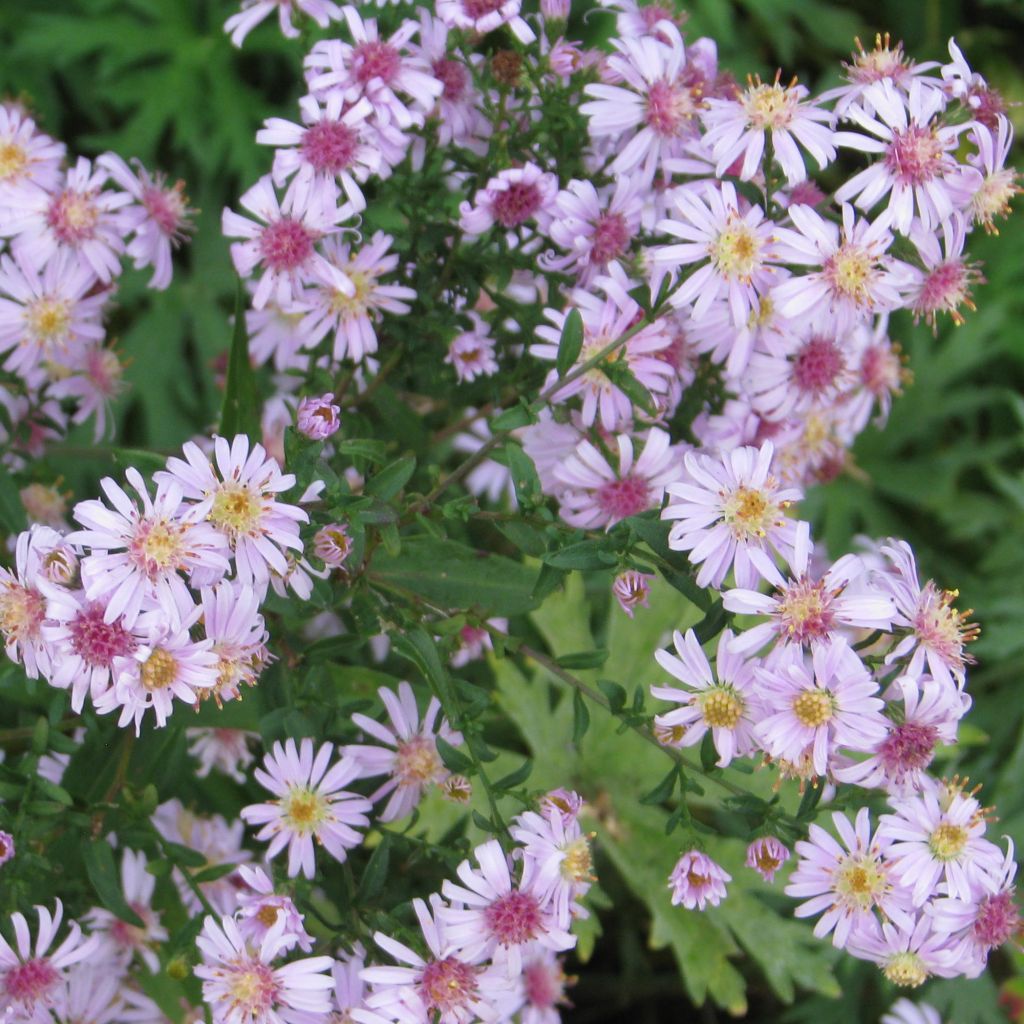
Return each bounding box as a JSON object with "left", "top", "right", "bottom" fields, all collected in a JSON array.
[
  {"left": 418, "top": 956, "right": 478, "bottom": 1015},
  {"left": 700, "top": 686, "right": 744, "bottom": 729},
  {"left": 721, "top": 484, "right": 783, "bottom": 540},
  {"left": 209, "top": 482, "right": 263, "bottom": 539},
  {"left": 329, "top": 270, "right": 371, "bottom": 318},
  {"left": 596, "top": 475, "right": 652, "bottom": 521},
  {"left": 883, "top": 951, "right": 928, "bottom": 988},
  {"left": 885, "top": 125, "right": 945, "bottom": 186},
  {"left": 969, "top": 170, "right": 1019, "bottom": 233},
  {"left": 845, "top": 33, "right": 913, "bottom": 84},
  {"left": 0, "top": 584, "right": 45, "bottom": 645},
  {"left": 257, "top": 218, "right": 316, "bottom": 273},
  {"left": 280, "top": 786, "right": 330, "bottom": 833},
  {"left": 792, "top": 336, "right": 845, "bottom": 396},
  {"left": 974, "top": 890, "right": 1020, "bottom": 949},
  {"left": 25, "top": 296, "right": 72, "bottom": 350},
  {"left": 353, "top": 40, "right": 401, "bottom": 85},
  {"left": 3, "top": 958, "right": 61, "bottom": 1004},
  {"left": 301, "top": 121, "right": 359, "bottom": 174},
  {"left": 491, "top": 181, "right": 543, "bottom": 228},
  {"left": 833, "top": 854, "right": 889, "bottom": 911},
  {"left": 913, "top": 260, "right": 981, "bottom": 328},
  {"left": 754, "top": 846, "right": 783, "bottom": 875},
  {"left": 256, "top": 904, "right": 281, "bottom": 929},
  {"left": 589, "top": 212, "right": 630, "bottom": 266},
  {"left": 879, "top": 721, "right": 938, "bottom": 777},
  {"left": 741, "top": 78, "right": 799, "bottom": 129},
  {"left": 708, "top": 220, "right": 762, "bottom": 280},
  {"left": 129, "top": 518, "right": 188, "bottom": 578},
  {"left": 224, "top": 961, "right": 279, "bottom": 1017},
  {"left": 69, "top": 603, "right": 136, "bottom": 667},
  {"left": 860, "top": 341, "right": 907, "bottom": 398},
  {"left": 0, "top": 141, "right": 28, "bottom": 182},
  {"left": 912, "top": 583, "right": 978, "bottom": 669},
  {"left": 823, "top": 243, "right": 876, "bottom": 305},
  {"left": 141, "top": 648, "right": 178, "bottom": 691},
  {"left": 484, "top": 889, "right": 542, "bottom": 947},
  {"left": 142, "top": 181, "right": 190, "bottom": 238},
  {"left": 777, "top": 578, "right": 836, "bottom": 644},
  {"left": 432, "top": 58, "right": 468, "bottom": 102},
  {"left": 645, "top": 78, "right": 700, "bottom": 137},
  {"left": 792, "top": 688, "right": 834, "bottom": 728},
  {"left": 394, "top": 735, "right": 443, "bottom": 787},
  {"left": 46, "top": 189, "right": 100, "bottom": 244},
  {"left": 928, "top": 822, "right": 969, "bottom": 862},
  {"left": 559, "top": 836, "right": 594, "bottom": 883}
]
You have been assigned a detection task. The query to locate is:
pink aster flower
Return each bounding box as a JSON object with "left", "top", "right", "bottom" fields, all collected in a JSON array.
[
  {"left": 435, "top": 0, "right": 535, "bottom": 43},
  {"left": 581, "top": 24, "right": 702, "bottom": 184},
  {"left": 236, "top": 865, "right": 314, "bottom": 954},
  {"left": 69, "top": 467, "right": 230, "bottom": 628},
  {"left": 224, "top": 0, "right": 343, "bottom": 47},
  {"left": 847, "top": 914, "right": 963, "bottom": 986},
  {"left": 85, "top": 849, "right": 167, "bottom": 973},
  {"left": 0, "top": 831, "right": 13, "bottom": 867},
  {"left": 296, "top": 392, "right": 341, "bottom": 439},
  {"left": 329, "top": 944, "right": 369, "bottom": 1020},
  {"left": 878, "top": 786, "right": 1004, "bottom": 906},
  {"left": 313, "top": 523, "right": 352, "bottom": 570},
  {"left": 881, "top": 999, "right": 943, "bottom": 1024},
  {"left": 347, "top": 681, "right": 463, "bottom": 822},
  {"left": 0, "top": 105, "right": 65, "bottom": 200},
  {"left": 941, "top": 38, "right": 1006, "bottom": 129},
  {"left": 772, "top": 203, "right": 913, "bottom": 330},
  {"left": 724, "top": 521, "right": 895, "bottom": 654},
  {"left": 785, "top": 808, "right": 910, "bottom": 948},
  {"left": 98, "top": 153, "right": 194, "bottom": 290},
  {"left": 293, "top": 231, "right": 415, "bottom": 364},
  {"left": 963, "top": 117, "right": 1019, "bottom": 235},
  {"left": 195, "top": 914, "right": 334, "bottom": 1024},
  {"left": 745, "top": 836, "right": 790, "bottom": 882},
  {"left": 440, "top": 839, "right": 576, "bottom": 976},
  {"left": 835, "top": 79, "right": 973, "bottom": 234},
  {"left": 662, "top": 440, "right": 802, "bottom": 590},
  {"left": 445, "top": 313, "right": 498, "bottom": 383},
  {"left": 554, "top": 427, "right": 679, "bottom": 530},
  {"left": 842, "top": 315, "right": 907, "bottom": 432},
  {"left": 0, "top": 524, "right": 62, "bottom": 679},
  {"left": 305, "top": 11, "right": 441, "bottom": 130},
  {"left": 0, "top": 901, "right": 100, "bottom": 1024},
  {"left": 199, "top": 580, "right": 269, "bottom": 705},
  {"left": 187, "top": 727, "right": 259, "bottom": 783},
  {"left": 652, "top": 628, "right": 760, "bottom": 767},
  {"left": 0, "top": 250, "right": 107, "bottom": 377},
  {"left": 702, "top": 75, "right": 836, "bottom": 185},
  {"left": 516, "top": 950, "right": 573, "bottom": 1024},
  {"left": 668, "top": 850, "right": 731, "bottom": 910},
  {"left": 755, "top": 638, "right": 889, "bottom": 777},
  {"left": 158, "top": 436, "right": 308, "bottom": 587},
  {"left": 5, "top": 157, "right": 132, "bottom": 284},
  {"left": 906, "top": 214, "right": 981, "bottom": 330},
  {"left": 47, "top": 343, "right": 127, "bottom": 442},
  {"left": 612, "top": 569, "right": 653, "bottom": 616},
  {"left": 362, "top": 895, "right": 514, "bottom": 1024},
  {"left": 459, "top": 163, "right": 559, "bottom": 239},
  {"left": 241, "top": 738, "right": 372, "bottom": 878},
  {"left": 222, "top": 173, "right": 349, "bottom": 311}
]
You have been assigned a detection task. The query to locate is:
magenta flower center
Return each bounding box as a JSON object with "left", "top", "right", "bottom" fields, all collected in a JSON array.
[
  {"left": 461, "top": 0, "right": 506, "bottom": 20},
  {"left": 589, "top": 212, "right": 630, "bottom": 266},
  {"left": 258, "top": 217, "right": 316, "bottom": 273},
  {"left": 776, "top": 577, "right": 835, "bottom": 644},
  {"left": 353, "top": 40, "right": 401, "bottom": 86},
  {"left": 46, "top": 188, "right": 100, "bottom": 244},
  {"left": 484, "top": 889, "right": 542, "bottom": 946},
  {"left": 69, "top": 603, "right": 136, "bottom": 667},
  {"left": 915, "top": 260, "right": 973, "bottom": 319},
  {"left": 974, "top": 890, "right": 1020, "bottom": 949},
  {"left": 301, "top": 121, "right": 359, "bottom": 174},
  {"left": 142, "top": 184, "right": 187, "bottom": 236},
  {"left": 885, "top": 125, "right": 944, "bottom": 186},
  {"left": 395, "top": 735, "right": 443, "bottom": 786},
  {"left": 792, "top": 336, "right": 844, "bottom": 396},
  {"left": 433, "top": 58, "right": 468, "bottom": 102},
  {"left": 3, "top": 958, "right": 60, "bottom": 1004},
  {"left": 640, "top": 5, "right": 677, "bottom": 29},
  {"left": 645, "top": 79, "right": 697, "bottom": 137},
  {"left": 596, "top": 475, "right": 651, "bottom": 522},
  {"left": 109, "top": 904, "right": 147, "bottom": 948},
  {"left": 879, "top": 721, "right": 938, "bottom": 778},
  {"left": 418, "top": 956, "right": 478, "bottom": 1014},
  {"left": 524, "top": 960, "right": 563, "bottom": 1008},
  {"left": 860, "top": 343, "right": 902, "bottom": 397},
  {"left": 491, "top": 181, "right": 543, "bottom": 228}
]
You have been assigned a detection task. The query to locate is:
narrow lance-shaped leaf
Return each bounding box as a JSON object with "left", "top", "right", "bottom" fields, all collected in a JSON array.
[
  {"left": 84, "top": 841, "right": 145, "bottom": 928},
  {"left": 219, "top": 280, "right": 260, "bottom": 439},
  {"left": 556, "top": 307, "right": 584, "bottom": 378}
]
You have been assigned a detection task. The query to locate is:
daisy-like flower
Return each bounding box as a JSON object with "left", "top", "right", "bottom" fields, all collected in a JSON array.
[
  {"left": 436, "top": 0, "right": 535, "bottom": 42},
  {"left": 85, "top": 849, "right": 167, "bottom": 973},
  {"left": 724, "top": 521, "right": 895, "bottom": 654},
  {"left": 963, "top": 117, "right": 1019, "bottom": 235},
  {"left": 187, "top": 727, "right": 259, "bottom": 783},
  {"left": 834, "top": 675, "right": 966, "bottom": 794},
  {"left": 581, "top": 24, "right": 702, "bottom": 184},
  {"left": 222, "top": 173, "right": 349, "bottom": 311},
  {"left": 158, "top": 436, "right": 308, "bottom": 587},
  {"left": 236, "top": 865, "right": 314, "bottom": 954},
  {"left": 755, "top": 638, "right": 889, "bottom": 777},
  {"left": 843, "top": 315, "right": 907, "bottom": 432},
  {"left": 651, "top": 182, "right": 783, "bottom": 326},
  {"left": 440, "top": 839, "right": 576, "bottom": 976},
  {"left": 48, "top": 343, "right": 127, "bottom": 442},
  {"left": 293, "top": 231, "right": 415, "bottom": 364},
  {"left": 701, "top": 74, "right": 836, "bottom": 185},
  {"left": 459, "top": 163, "right": 559, "bottom": 239},
  {"left": 847, "top": 914, "right": 962, "bottom": 987},
  {"left": 906, "top": 214, "right": 981, "bottom": 330},
  {"left": 516, "top": 950, "right": 574, "bottom": 1024},
  {"left": 445, "top": 313, "right": 498, "bottom": 383},
  {"left": 652, "top": 628, "right": 760, "bottom": 767},
  {"left": 835, "top": 79, "right": 972, "bottom": 235},
  {"left": 241, "top": 738, "right": 372, "bottom": 878},
  {"left": 305, "top": 11, "right": 441, "bottom": 130},
  {"left": 296, "top": 392, "right": 341, "bottom": 439},
  {"left": 362, "top": 895, "right": 513, "bottom": 1024},
  {"left": 313, "top": 523, "right": 352, "bottom": 570},
  {"left": 785, "top": 808, "right": 910, "bottom": 948},
  {"left": 772, "top": 203, "right": 913, "bottom": 331},
  {"left": 554, "top": 427, "right": 679, "bottom": 530},
  {"left": 510, "top": 803, "right": 595, "bottom": 928},
  {"left": 97, "top": 153, "right": 194, "bottom": 291},
  {"left": 0, "top": 901, "right": 99, "bottom": 1024},
  {"left": 612, "top": 569, "right": 653, "bottom": 617},
  {"left": 661, "top": 440, "right": 801, "bottom": 590},
  {"left": 0, "top": 250, "right": 107, "bottom": 377},
  {"left": 532, "top": 274, "right": 675, "bottom": 431},
  {"left": 941, "top": 38, "right": 1005, "bottom": 130},
  {"left": 195, "top": 914, "right": 334, "bottom": 1024},
  {"left": 0, "top": 524, "right": 62, "bottom": 679},
  {"left": 49, "top": 962, "right": 126, "bottom": 1024},
  {"left": 0, "top": 104, "right": 65, "bottom": 199},
  {"left": 69, "top": 467, "right": 230, "bottom": 628},
  {"left": 881, "top": 999, "right": 943, "bottom": 1024},
  {"left": 541, "top": 175, "right": 645, "bottom": 285},
  {"left": 877, "top": 538, "right": 978, "bottom": 690},
  {"left": 329, "top": 945, "right": 370, "bottom": 1022},
  {"left": 668, "top": 850, "right": 731, "bottom": 910},
  {"left": 224, "top": 0, "right": 343, "bottom": 47},
  {"left": 20, "top": 483, "right": 69, "bottom": 530},
  {"left": 5, "top": 157, "right": 132, "bottom": 283},
  {"left": 347, "top": 681, "right": 462, "bottom": 823},
  {"left": 745, "top": 836, "right": 790, "bottom": 882},
  {"left": 197, "top": 580, "right": 269, "bottom": 705},
  {"left": 878, "top": 786, "right": 1004, "bottom": 906}
]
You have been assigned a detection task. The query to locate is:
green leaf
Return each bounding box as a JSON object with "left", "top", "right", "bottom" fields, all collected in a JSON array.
[
  {"left": 597, "top": 679, "right": 627, "bottom": 713},
  {"left": 490, "top": 404, "right": 536, "bottom": 431},
  {"left": 556, "top": 650, "right": 609, "bottom": 669},
  {"left": 544, "top": 540, "right": 617, "bottom": 570},
  {"left": 365, "top": 455, "right": 417, "bottom": 500},
  {"left": 84, "top": 841, "right": 145, "bottom": 928},
  {"left": 572, "top": 689, "right": 591, "bottom": 746},
  {"left": 192, "top": 862, "right": 240, "bottom": 884},
  {"left": 436, "top": 737, "right": 473, "bottom": 774},
  {"left": 494, "top": 758, "right": 533, "bottom": 789},
  {"left": 356, "top": 834, "right": 392, "bottom": 903},
  {"left": 505, "top": 443, "right": 541, "bottom": 506},
  {"left": 159, "top": 839, "right": 207, "bottom": 869},
  {"left": 555, "top": 307, "right": 584, "bottom": 377},
  {"left": 0, "top": 461, "right": 27, "bottom": 534},
  {"left": 640, "top": 766, "right": 679, "bottom": 805},
  {"left": 219, "top": 280, "right": 260, "bottom": 440}
]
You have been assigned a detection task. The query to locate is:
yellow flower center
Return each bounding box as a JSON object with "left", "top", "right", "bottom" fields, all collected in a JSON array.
[
  {"left": 742, "top": 82, "right": 797, "bottom": 128},
  {"left": 700, "top": 687, "right": 743, "bottom": 729},
  {"left": 26, "top": 298, "right": 72, "bottom": 348},
  {"left": 928, "top": 822, "right": 969, "bottom": 862},
  {"left": 257, "top": 905, "right": 280, "bottom": 929},
  {"left": 560, "top": 836, "right": 593, "bottom": 883},
  {"left": 825, "top": 244, "right": 874, "bottom": 304},
  {"left": 281, "top": 786, "right": 329, "bottom": 833},
  {"left": 329, "top": 269, "right": 372, "bottom": 318},
  {"left": 709, "top": 221, "right": 761, "bottom": 280},
  {"left": 722, "top": 485, "right": 780, "bottom": 540},
  {"left": 883, "top": 951, "right": 928, "bottom": 988},
  {"left": 0, "top": 584, "right": 45, "bottom": 643},
  {"left": 395, "top": 737, "right": 443, "bottom": 786},
  {"left": 141, "top": 648, "right": 178, "bottom": 691},
  {"left": 970, "top": 170, "right": 1019, "bottom": 233},
  {"left": 209, "top": 483, "right": 261, "bottom": 537},
  {"left": 834, "top": 855, "right": 887, "bottom": 911},
  {"left": 792, "top": 689, "right": 834, "bottom": 728},
  {"left": 0, "top": 141, "right": 27, "bottom": 181}
]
